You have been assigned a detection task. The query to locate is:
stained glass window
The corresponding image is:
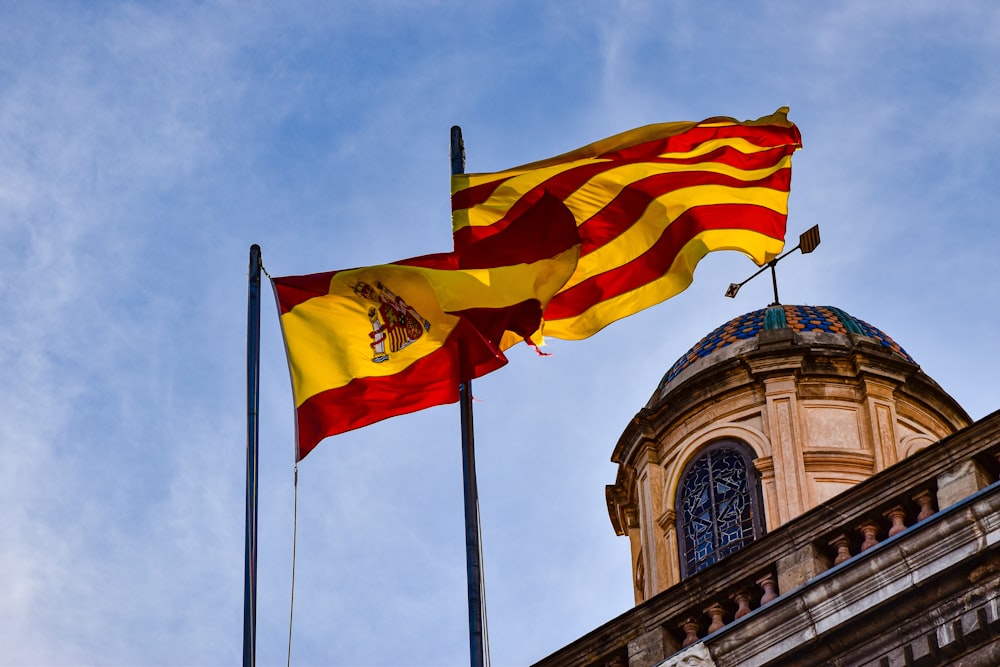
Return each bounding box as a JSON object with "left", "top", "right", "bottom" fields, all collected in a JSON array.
[{"left": 677, "top": 441, "right": 764, "bottom": 578}]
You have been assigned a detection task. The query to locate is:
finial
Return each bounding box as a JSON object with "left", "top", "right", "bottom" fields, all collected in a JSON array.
[{"left": 725, "top": 224, "right": 820, "bottom": 303}]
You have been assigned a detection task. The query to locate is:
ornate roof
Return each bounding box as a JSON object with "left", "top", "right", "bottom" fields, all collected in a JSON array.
[{"left": 659, "top": 305, "right": 915, "bottom": 390}]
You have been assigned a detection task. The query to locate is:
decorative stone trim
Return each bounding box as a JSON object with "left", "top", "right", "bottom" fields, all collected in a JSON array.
[
  {"left": 533, "top": 416, "right": 1000, "bottom": 667},
  {"left": 657, "top": 509, "right": 677, "bottom": 533},
  {"left": 751, "top": 456, "right": 774, "bottom": 475},
  {"left": 801, "top": 450, "right": 875, "bottom": 474},
  {"left": 654, "top": 642, "right": 715, "bottom": 667},
  {"left": 863, "top": 591, "right": 1000, "bottom": 666}
]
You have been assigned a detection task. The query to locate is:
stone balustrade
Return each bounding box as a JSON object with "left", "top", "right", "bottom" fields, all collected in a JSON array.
[{"left": 531, "top": 411, "right": 1000, "bottom": 667}]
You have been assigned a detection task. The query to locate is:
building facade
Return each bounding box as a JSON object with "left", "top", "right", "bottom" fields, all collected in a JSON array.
[{"left": 533, "top": 305, "right": 1000, "bottom": 667}]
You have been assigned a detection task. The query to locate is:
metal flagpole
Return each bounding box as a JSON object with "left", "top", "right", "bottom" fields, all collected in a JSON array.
[
  {"left": 244, "top": 244, "right": 262, "bottom": 667},
  {"left": 451, "top": 126, "right": 488, "bottom": 667}
]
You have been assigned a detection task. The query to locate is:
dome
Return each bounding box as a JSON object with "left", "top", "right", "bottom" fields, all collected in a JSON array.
[
  {"left": 611, "top": 302, "right": 971, "bottom": 605},
  {"left": 657, "top": 305, "right": 915, "bottom": 394}
]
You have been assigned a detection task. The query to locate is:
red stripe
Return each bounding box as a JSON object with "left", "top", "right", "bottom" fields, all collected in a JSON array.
[
  {"left": 452, "top": 300, "right": 544, "bottom": 347},
  {"left": 596, "top": 124, "right": 800, "bottom": 161},
  {"left": 578, "top": 167, "right": 791, "bottom": 252},
  {"left": 457, "top": 193, "right": 579, "bottom": 267},
  {"left": 294, "top": 319, "right": 506, "bottom": 460},
  {"left": 295, "top": 344, "right": 461, "bottom": 460},
  {"left": 452, "top": 146, "right": 796, "bottom": 252},
  {"left": 637, "top": 144, "right": 797, "bottom": 169},
  {"left": 450, "top": 123, "right": 800, "bottom": 212},
  {"left": 278, "top": 194, "right": 576, "bottom": 308},
  {"left": 453, "top": 161, "right": 628, "bottom": 250},
  {"left": 391, "top": 252, "right": 457, "bottom": 270},
  {"left": 543, "top": 204, "right": 786, "bottom": 321},
  {"left": 272, "top": 271, "right": 338, "bottom": 313},
  {"left": 452, "top": 175, "right": 510, "bottom": 211}
]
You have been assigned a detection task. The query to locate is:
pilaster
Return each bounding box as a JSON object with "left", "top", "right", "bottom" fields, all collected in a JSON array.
[
  {"left": 762, "top": 376, "right": 807, "bottom": 524},
  {"left": 635, "top": 445, "right": 666, "bottom": 597},
  {"left": 861, "top": 377, "right": 900, "bottom": 471}
]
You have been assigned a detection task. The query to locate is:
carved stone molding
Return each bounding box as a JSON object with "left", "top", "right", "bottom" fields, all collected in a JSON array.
[
  {"left": 657, "top": 508, "right": 677, "bottom": 533},
  {"left": 654, "top": 642, "right": 715, "bottom": 667},
  {"left": 801, "top": 450, "right": 875, "bottom": 474}
]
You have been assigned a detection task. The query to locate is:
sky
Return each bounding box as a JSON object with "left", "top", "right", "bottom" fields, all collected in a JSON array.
[{"left": 2, "top": 2, "right": 999, "bottom": 665}]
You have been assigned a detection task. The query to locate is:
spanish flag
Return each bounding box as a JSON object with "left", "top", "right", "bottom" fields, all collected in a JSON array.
[
  {"left": 273, "top": 194, "right": 580, "bottom": 460},
  {"left": 452, "top": 108, "right": 802, "bottom": 340}
]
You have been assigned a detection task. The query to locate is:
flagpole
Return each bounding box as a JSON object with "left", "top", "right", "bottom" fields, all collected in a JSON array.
[
  {"left": 244, "top": 244, "right": 262, "bottom": 667},
  {"left": 451, "top": 126, "right": 487, "bottom": 667}
]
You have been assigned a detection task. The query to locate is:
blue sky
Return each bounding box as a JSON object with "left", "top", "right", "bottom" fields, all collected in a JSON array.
[{"left": 2, "top": 2, "right": 998, "bottom": 665}]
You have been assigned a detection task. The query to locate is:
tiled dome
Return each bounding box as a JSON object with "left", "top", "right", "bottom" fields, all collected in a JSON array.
[{"left": 659, "top": 305, "right": 915, "bottom": 391}]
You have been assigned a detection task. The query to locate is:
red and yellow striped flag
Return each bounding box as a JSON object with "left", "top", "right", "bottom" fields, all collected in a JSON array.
[
  {"left": 273, "top": 195, "right": 580, "bottom": 460},
  {"left": 452, "top": 108, "right": 802, "bottom": 340}
]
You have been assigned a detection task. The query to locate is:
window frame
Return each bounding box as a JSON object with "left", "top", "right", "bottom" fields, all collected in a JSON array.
[{"left": 675, "top": 439, "right": 766, "bottom": 579}]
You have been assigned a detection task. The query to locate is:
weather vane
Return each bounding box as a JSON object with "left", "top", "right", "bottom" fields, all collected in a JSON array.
[{"left": 725, "top": 224, "right": 820, "bottom": 305}]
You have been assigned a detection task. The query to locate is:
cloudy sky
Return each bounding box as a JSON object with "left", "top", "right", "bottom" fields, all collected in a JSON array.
[{"left": 2, "top": 2, "right": 999, "bottom": 665}]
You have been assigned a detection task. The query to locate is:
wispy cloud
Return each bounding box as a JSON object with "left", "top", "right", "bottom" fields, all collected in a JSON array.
[{"left": 1, "top": 2, "right": 998, "bottom": 664}]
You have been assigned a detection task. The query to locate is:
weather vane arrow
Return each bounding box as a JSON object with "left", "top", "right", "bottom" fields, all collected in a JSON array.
[{"left": 725, "top": 224, "right": 821, "bottom": 304}]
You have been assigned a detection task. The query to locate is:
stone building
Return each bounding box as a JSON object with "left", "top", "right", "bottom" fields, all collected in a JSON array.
[{"left": 532, "top": 304, "right": 1000, "bottom": 667}]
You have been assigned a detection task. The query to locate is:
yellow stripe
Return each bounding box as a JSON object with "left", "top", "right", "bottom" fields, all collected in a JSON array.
[
  {"left": 418, "top": 246, "right": 579, "bottom": 311},
  {"left": 560, "top": 156, "right": 792, "bottom": 226},
  {"left": 505, "top": 120, "right": 701, "bottom": 172},
  {"left": 451, "top": 108, "right": 792, "bottom": 197},
  {"left": 541, "top": 229, "right": 784, "bottom": 340},
  {"left": 281, "top": 267, "right": 459, "bottom": 406},
  {"left": 452, "top": 137, "right": 785, "bottom": 197},
  {"left": 452, "top": 141, "right": 792, "bottom": 233},
  {"left": 559, "top": 184, "right": 789, "bottom": 291},
  {"left": 280, "top": 247, "right": 580, "bottom": 405},
  {"left": 484, "top": 110, "right": 792, "bottom": 174}
]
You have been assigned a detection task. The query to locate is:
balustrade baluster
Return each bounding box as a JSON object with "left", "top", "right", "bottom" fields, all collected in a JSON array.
[
  {"left": 757, "top": 572, "right": 778, "bottom": 605},
  {"left": 829, "top": 533, "right": 852, "bottom": 565},
  {"left": 704, "top": 602, "right": 726, "bottom": 633},
  {"left": 731, "top": 589, "right": 753, "bottom": 619},
  {"left": 884, "top": 505, "right": 907, "bottom": 537},
  {"left": 679, "top": 617, "right": 702, "bottom": 647},
  {"left": 857, "top": 520, "right": 880, "bottom": 551},
  {"left": 913, "top": 489, "right": 935, "bottom": 522}
]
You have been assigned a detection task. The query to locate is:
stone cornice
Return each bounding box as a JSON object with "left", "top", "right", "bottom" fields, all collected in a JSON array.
[
  {"left": 705, "top": 482, "right": 1000, "bottom": 666},
  {"left": 643, "top": 340, "right": 959, "bottom": 446},
  {"left": 612, "top": 410, "right": 656, "bottom": 465},
  {"left": 533, "top": 411, "right": 1000, "bottom": 667},
  {"left": 801, "top": 450, "right": 875, "bottom": 474}
]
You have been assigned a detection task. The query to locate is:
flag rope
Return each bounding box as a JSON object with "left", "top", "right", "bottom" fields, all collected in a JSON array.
[
  {"left": 286, "top": 465, "right": 299, "bottom": 667},
  {"left": 477, "top": 498, "right": 491, "bottom": 667}
]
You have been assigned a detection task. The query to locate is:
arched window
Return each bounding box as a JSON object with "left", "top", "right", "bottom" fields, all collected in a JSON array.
[{"left": 676, "top": 440, "right": 765, "bottom": 578}]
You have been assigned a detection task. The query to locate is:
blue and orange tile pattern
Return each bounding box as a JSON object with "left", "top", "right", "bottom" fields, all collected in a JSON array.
[{"left": 660, "top": 305, "right": 914, "bottom": 389}]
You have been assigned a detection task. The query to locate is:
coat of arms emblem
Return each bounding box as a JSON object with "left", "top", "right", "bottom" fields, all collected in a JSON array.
[{"left": 353, "top": 281, "right": 431, "bottom": 363}]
